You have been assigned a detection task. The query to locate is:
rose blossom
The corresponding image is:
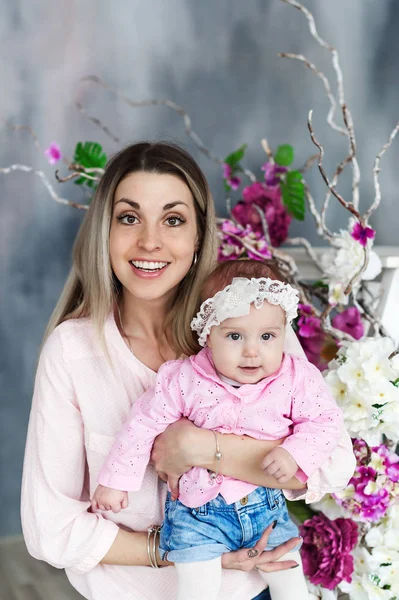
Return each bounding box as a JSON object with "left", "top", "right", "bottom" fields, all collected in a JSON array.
[{"left": 300, "top": 514, "right": 358, "bottom": 590}]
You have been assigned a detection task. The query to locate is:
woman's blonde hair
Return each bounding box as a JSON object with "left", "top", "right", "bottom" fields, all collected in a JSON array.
[{"left": 43, "top": 142, "right": 218, "bottom": 356}]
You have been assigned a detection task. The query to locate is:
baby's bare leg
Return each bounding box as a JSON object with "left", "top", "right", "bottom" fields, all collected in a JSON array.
[
  {"left": 258, "top": 551, "right": 309, "bottom": 600},
  {"left": 175, "top": 557, "right": 222, "bottom": 600}
]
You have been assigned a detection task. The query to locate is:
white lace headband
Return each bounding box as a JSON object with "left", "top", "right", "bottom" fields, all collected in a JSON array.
[{"left": 191, "top": 277, "right": 299, "bottom": 347}]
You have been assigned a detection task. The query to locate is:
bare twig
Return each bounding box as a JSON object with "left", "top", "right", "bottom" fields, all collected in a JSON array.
[
  {"left": 253, "top": 204, "right": 271, "bottom": 246},
  {"left": 0, "top": 164, "right": 89, "bottom": 210},
  {"left": 1, "top": 119, "right": 42, "bottom": 152},
  {"left": 261, "top": 138, "right": 274, "bottom": 163},
  {"left": 304, "top": 183, "right": 333, "bottom": 240},
  {"left": 284, "top": 237, "right": 324, "bottom": 272},
  {"left": 299, "top": 152, "right": 319, "bottom": 173},
  {"left": 81, "top": 75, "right": 257, "bottom": 183},
  {"left": 75, "top": 101, "right": 121, "bottom": 143},
  {"left": 55, "top": 169, "right": 100, "bottom": 184},
  {"left": 308, "top": 111, "right": 360, "bottom": 218},
  {"left": 364, "top": 122, "right": 399, "bottom": 222}
]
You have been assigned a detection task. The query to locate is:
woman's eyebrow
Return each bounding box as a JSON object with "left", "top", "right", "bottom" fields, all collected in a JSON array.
[{"left": 114, "top": 198, "right": 189, "bottom": 210}]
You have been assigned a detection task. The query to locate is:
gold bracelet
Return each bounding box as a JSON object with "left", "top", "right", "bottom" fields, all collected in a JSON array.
[
  {"left": 147, "top": 525, "right": 161, "bottom": 569},
  {"left": 209, "top": 430, "right": 223, "bottom": 480}
]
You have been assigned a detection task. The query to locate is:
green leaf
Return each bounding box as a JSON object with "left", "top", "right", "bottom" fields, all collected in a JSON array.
[
  {"left": 286, "top": 499, "right": 316, "bottom": 523},
  {"left": 224, "top": 144, "right": 247, "bottom": 169},
  {"left": 372, "top": 403, "right": 388, "bottom": 410},
  {"left": 391, "top": 378, "right": 399, "bottom": 387},
  {"left": 312, "top": 280, "right": 329, "bottom": 289},
  {"left": 73, "top": 141, "right": 107, "bottom": 188},
  {"left": 280, "top": 170, "right": 305, "bottom": 220},
  {"left": 274, "top": 144, "right": 294, "bottom": 167}
]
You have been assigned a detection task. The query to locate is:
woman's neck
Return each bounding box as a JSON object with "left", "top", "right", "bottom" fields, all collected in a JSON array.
[{"left": 119, "top": 292, "right": 170, "bottom": 343}]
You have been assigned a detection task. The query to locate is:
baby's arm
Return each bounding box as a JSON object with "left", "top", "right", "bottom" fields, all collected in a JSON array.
[
  {"left": 268, "top": 358, "right": 343, "bottom": 483},
  {"left": 93, "top": 361, "right": 185, "bottom": 507}
]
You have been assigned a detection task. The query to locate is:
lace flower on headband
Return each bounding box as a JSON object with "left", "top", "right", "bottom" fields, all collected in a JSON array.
[{"left": 191, "top": 277, "right": 299, "bottom": 347}]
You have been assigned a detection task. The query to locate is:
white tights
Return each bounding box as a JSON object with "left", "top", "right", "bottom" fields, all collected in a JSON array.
[{"left": 175, "top": 551, "right": 309, "bottom": 600}]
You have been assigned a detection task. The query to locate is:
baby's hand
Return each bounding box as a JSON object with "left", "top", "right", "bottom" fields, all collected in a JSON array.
[
  {"left": 262, "top": 447, "right": 298, "bottom": 484},
  {"left": 91, "top": 484, "right": 128, "bottom": 513}
]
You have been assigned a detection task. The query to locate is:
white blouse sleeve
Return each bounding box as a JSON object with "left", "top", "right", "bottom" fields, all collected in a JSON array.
[{"left": 21, "top": 328, "right": 119, "bottom": 574}]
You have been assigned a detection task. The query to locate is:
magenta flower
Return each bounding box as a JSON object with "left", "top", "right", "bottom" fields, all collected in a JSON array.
[
  {"left": 351, "top": 222, "right": 375, "bottom": 247},
  {"left": 222, "top": 163, "right": 241, "bottom": 190},
  {"left": 261, "top": 162, "right": 287, "bottom": 187},
  {"left": 216, "top": 219, "right": 271, "bottom": 262},
  {"left": 333, "top": 440, "right": 399, "bottom": 522},
  {"left": 332, "top": 307, "right": 364, "bottom": 340},
  {"left": 300, "top": 514, "right": 358, "bottom": 590},
  {"left": 232, "top": 182, "right": 291, "bottom": 247},
  {"left": 296, "top": 304, "right": 328, "bottom": 370},
  {"left": 44, "top": 142, "right": 62, "bottom": 165}
]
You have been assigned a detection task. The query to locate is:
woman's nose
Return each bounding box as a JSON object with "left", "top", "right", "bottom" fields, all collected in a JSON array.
[{"left": 137, "top": 225, "right": 162, "bottom": 252}]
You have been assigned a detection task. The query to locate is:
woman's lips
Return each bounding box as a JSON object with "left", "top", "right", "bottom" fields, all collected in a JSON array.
[{"left": 129, "top": 262, "right": 169, "bottom": 279}]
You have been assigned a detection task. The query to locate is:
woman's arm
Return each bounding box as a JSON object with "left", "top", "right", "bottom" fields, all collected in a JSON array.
[
  {"left": 100, "top": 529, "right": 170, "bottom": 566},
  {"left": 151, "top": 419, "right": 306, "bottom": 496}
]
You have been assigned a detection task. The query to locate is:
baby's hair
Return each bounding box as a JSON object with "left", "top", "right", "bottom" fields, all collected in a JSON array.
[{"left": 201, "top": 259, "right": 286, "bottom": 302}]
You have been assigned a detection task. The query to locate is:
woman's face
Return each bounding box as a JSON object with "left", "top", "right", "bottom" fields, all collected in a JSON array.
[{"left": 110, "top": 171, "right": 198, "bottom": 304}]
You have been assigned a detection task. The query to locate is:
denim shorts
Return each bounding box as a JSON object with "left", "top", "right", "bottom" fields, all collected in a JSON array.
[{"left": 159, "top": 486, "right": 299, "bottom": 563}]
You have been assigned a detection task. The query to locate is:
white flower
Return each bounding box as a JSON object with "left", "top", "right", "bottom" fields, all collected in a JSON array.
[
  {"left": 322, "top": 223, "right": 382, "bottom": 296},
  {"left": 310, "top": 493, "right": 348, "bottom": 519}
]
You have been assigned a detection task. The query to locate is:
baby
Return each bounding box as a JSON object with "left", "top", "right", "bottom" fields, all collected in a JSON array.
[{"left": 92, "top": 260, "right": 346, "bottom": 600}]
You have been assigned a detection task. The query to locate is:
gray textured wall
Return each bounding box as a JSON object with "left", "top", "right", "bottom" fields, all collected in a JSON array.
[{"left": 1, "top": 0, "right": 398, "bottom": 536}]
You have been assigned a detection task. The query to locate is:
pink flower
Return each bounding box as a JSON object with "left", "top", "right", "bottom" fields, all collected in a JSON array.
[
  {"left": 261, "top": 162, "right": 287, "bottom": 187},
  {"left": 333, "top": 440, "right": 399, "bottom": 522},
  {"left": 44, "top": 142, "right": 62, "bottom": 165},
  {"left": 351, "top": 222, "right": 375, "bottom": 247},
  {"left": 332, "top": 307, "right": 364, "bottom": 340},
  {"left": 296, "top": 304, "right": 328, "bottom": 370},
  {"left": 216, "top": 219, "right": 271, "bottom": 262},
  {"left": 222, "top": 163, "right": 241, "bottom": 190},
  {"left": 232, "top": 182, "right": 291, "bottom": 247},
  {"left": 300, "top": 514, "right": 358, "bottom": 590}
]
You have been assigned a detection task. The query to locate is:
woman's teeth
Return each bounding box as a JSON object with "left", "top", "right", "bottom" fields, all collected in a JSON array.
[{"left": 131, "top": 260, "right": 168, "bottom": 272}]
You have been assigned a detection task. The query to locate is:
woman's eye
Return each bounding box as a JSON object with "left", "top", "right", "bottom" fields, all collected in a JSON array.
[
  {"left": 165, "top": 216, "right": 184, "bottom": 227},
  {"left": 261, "top": 333, "right": 273, "bottom": 341},
  {"left": 227, "top": 333, "right": 241, "bottom": 341},
  {"left": 118, "top": 214, "right": 138, "bottom": 225}
]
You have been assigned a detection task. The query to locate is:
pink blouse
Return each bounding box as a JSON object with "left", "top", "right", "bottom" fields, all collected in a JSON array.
[
  {"left": 98, "top": 349, "right": 343, "bottom": 507},
  {"left": 21, "top": 314, "right": 355, "bottom": 600}
]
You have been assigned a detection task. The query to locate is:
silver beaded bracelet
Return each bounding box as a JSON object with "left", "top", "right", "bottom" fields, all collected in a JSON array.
[{"left": 147, "top": 525, "right": 161, "bottom": 569}]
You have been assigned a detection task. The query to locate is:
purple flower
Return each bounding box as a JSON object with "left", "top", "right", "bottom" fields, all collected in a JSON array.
[
  {"left": 296, "top": 305, "right": 328, "bottom": 370},
  {"left": 351, "top": 222, "right": 375, "bottom": 247},
  {"left": 44, "top": 142, "right": 62, "bottom": 165},
  {"left": 333, "top": 440, "right": 399, "bottom": 522},
  {"left": 261, "top": 162, "right": 287, "bottom": 187},
  {"left": 300, "top": 514, "right": 358, "bottom": 590},
  {"left": 216, "top": 219, "right": 271, "bottom": 262},
  {"left": 232, "top": 182, "right": 291, "bottom": 247},
  {"left": 332, "top": 307, "right": 364, "bottom": 340},
  {"left": 222, "top": 163, "right": 241, "bottom": 191}
]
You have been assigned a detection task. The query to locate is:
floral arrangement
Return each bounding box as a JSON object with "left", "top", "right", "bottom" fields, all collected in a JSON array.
[{"left": 1, "top": 1, "right": 399, "bottom": 598}]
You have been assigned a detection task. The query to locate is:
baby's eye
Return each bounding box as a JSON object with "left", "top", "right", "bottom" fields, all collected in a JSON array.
[
  {"left": 227, "top": 333, "right": 242, "bottom": 341},
  {"left": 261, "top": 333, "right": 273, "bottom": 341}
]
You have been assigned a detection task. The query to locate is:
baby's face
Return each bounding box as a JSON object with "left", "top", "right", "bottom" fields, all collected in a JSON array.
[{"left": 207, "top": 301, "right": 286, "bottom": 384}]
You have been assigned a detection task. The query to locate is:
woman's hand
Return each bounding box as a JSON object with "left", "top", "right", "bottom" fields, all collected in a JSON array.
[
  {"left": 221, "top": 523, "right": 300, "bottom": 573},
  {"left": 151, "top": 418, "right": 202, "bottom": 499}
]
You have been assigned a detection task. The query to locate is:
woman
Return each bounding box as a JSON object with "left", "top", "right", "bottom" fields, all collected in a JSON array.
[{"left": 21, "top": 142, "right": 347, "bottom": 600}]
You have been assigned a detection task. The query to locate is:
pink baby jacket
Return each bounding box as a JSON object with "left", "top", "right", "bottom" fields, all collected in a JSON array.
[{"left": 99, "top": 348, "right": 343, "bottom": 508}]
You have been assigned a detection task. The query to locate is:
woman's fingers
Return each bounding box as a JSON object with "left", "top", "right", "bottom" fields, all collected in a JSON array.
[
  {"left": 253, "top": 522, "right": 274, "bottom": 552},
  {"left": 257, "top": 536, "right": 301, "bottom": 563},
  {"left": 256, "top": 559, "right": 299, "bottom": 573}
]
